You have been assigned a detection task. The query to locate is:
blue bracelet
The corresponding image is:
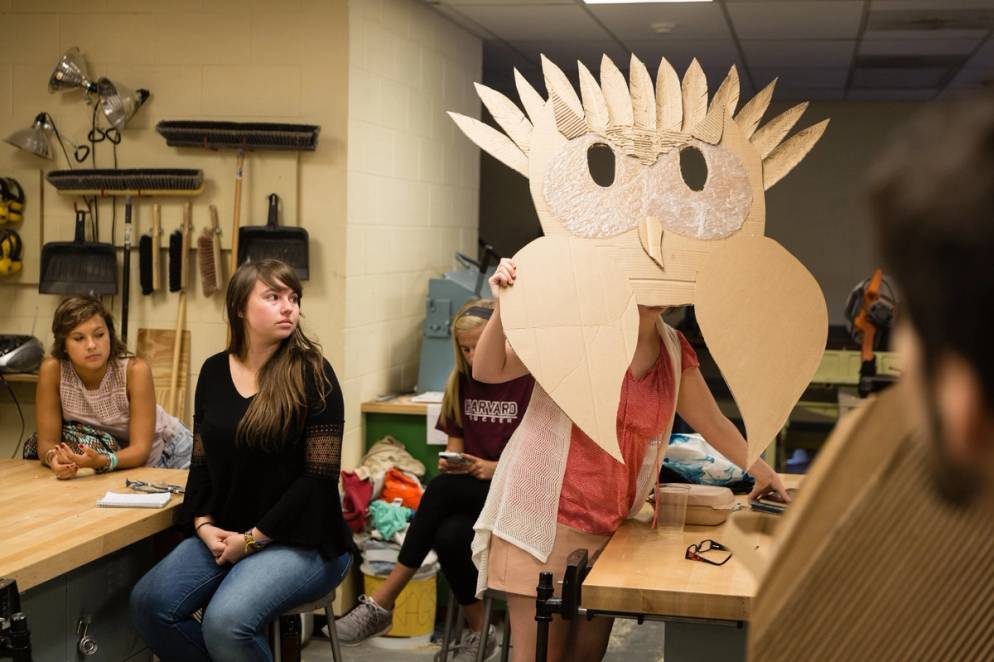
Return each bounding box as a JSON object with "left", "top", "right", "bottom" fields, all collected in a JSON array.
[{"left": 96, "top": 451, "right": 118, "bottom": 473}]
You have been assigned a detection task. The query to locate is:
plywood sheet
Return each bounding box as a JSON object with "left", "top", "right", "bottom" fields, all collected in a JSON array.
[{"left": 137, "top": 326, "right": 191, "bottom": 423}]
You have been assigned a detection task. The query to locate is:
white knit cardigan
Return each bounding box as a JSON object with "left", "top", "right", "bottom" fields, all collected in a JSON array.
[{"left": 471, "top": 320, "right": 684, "bottom": 597}]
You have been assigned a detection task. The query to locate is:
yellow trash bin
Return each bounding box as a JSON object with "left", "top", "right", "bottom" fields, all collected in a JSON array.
[{"left": 362, "top": 563, "right": 437, "bottom": 639}]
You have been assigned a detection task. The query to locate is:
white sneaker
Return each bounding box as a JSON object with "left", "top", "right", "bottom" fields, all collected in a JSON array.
[
  {"left": 452, "top": 625, "right": 497, "bottom": 662},
  {"left": 329, "top": 594, "right": 393, "bottom": 645}
]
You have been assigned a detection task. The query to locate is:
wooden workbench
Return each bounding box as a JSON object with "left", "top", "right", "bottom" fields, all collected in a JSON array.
[
  {"left": 581, "top": 475, "right": 802, "bottom": 661},
  {"left": 0, "top": 460, "right": 187, "bottom": 591},
  {"left": 0, "top": 460, "right": 187, "bottom": 662}
]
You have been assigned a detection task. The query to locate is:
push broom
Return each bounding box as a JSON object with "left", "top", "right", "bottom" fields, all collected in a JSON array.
[
  {"left": 155, "top": 121, "right": 320, "bottom": 276},
  {"left": 46, "top": 168, "right": 203, "bottom": 345}
]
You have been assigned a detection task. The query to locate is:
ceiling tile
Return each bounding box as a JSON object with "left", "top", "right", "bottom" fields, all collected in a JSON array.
[
  {"left": 585, "top": 2, "right": 731, "bottom": 40},
  {"left": 627, "top": 38, "right": 741, "bottom": 75},
  {"left": 772, "top": 87, "right": 847, "bottom": 101},
  {"left": 847, "top": 88, "right": 937, "bottom": 100},
  {"left": 852, "top": 66, "right": 949, "bottom": 88},
  {"left": 727, "top": 1, "right": 864, "bottom": 40},
  {"left": 947, "top": 67, "right": 994, "bottom": 87},
  {"left": 967, "top": 38, "right": 994, "bottom": 67},
  {"left": 749, "top": 67, "right": 850, "bottom": 88},
  {"left": 507, "top": 40, "right": 628, "bottom": 78},
  {"left": 871, "top": 0, "right": 994, "bottom": 11},
  {"left": 742, "top": 39, "right": 856, "bottom": 68},
  {"left": 859, "top": 38, "right": 981, "bottom": 56},
  {"left": 451, "top": 4, "right": 609, "bottom": 41},
  {"left": 863, "top": 28, "right": 989, "bottom": 40}
]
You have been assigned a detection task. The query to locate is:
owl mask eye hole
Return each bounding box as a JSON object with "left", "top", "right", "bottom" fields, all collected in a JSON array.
[
  {"left": 679, "top": 145, "right": 708, "bottom": 191},
  {"left": 587, "top": 142, "right": 616, "bottom": 188}
]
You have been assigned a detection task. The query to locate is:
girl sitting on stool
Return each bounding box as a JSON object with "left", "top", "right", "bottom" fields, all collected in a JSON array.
[
  {"left": 335, "top": 299, "right": 534, "bottom": 661},
  {"left": 131, "top": 260, "right": 353, "bottom": 662}
]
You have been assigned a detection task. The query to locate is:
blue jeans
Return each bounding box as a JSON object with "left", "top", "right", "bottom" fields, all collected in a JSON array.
[
  {"left": 158, "top": 422, "right": 193, "bottom": 469},
  {"left": 131, "top": 537, "right": 351, "bottom": 662}
]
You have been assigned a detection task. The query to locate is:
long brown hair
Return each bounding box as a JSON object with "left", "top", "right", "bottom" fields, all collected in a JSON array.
[
  {"left": 439, "top": 299, "right": 495, "bottom": 429},
  {"left": 226, "top": 260, "right": 330, "bottom": 451},
  {"left": 51, "top": 296, "right": 129, "bottom": 362}
]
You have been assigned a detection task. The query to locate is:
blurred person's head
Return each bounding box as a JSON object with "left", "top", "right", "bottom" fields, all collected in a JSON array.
[{"left": 869, "top": 91, "right": 994, "bottom": 506}]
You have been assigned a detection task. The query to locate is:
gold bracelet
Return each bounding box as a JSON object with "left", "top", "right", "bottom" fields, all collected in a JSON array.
[
  {"left": 243, "top": 530, "right": 265, "bottom": 555},
  {"left": 43, "top": 448, "right": 57, "bottom": 467}
]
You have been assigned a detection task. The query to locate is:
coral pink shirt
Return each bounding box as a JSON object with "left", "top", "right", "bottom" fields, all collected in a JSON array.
[{"left": 557, "top": 332, "right": 699, "bottom": 536}]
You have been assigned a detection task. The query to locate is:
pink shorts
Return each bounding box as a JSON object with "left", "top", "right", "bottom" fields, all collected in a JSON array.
[{"left": 487, "top": 523, "right": 610, "bottom": 597}]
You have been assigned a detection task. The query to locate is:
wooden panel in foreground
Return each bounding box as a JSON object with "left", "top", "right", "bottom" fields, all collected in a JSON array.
[{"left": 748, "top": 383, "right": 994, "bottom": 661}]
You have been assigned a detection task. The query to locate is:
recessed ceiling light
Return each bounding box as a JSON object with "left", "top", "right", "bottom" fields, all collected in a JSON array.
[{"left": 584, "top": 0, "right": 711, "bottom": 4}]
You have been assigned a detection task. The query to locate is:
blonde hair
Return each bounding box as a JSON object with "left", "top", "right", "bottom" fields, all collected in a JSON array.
[{"left": 439, "top": 299, "right": 495, "bottom": 429}]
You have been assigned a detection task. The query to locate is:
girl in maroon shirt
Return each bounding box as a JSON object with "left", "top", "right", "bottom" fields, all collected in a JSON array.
[{"left": 335, "top": 300, "right": 533, "bottom": 659}]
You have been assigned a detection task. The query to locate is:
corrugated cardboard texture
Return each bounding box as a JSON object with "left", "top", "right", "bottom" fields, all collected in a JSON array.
[
  {"left": 748, "top": 383, "right": 994, "bottom": 660},
  {"left": 500, "top": 236, "right": 638, "bottom": 461},
  {"left": 451, "top": 54, "right": 828, "bottom": 462}
]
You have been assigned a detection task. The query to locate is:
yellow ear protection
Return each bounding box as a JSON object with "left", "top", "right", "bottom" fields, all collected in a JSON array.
[
  {"left": 0, "top": 178, "right": 25, "bottom": 223},
  {"left": 0, "top": 180, "right": 8, "bottom": 225},
  {"left": 0, "top": 229, "right": 23, "bottom": 275}
]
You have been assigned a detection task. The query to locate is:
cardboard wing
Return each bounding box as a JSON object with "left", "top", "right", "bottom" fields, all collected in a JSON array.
[{"left": 500, "top": 236, "right": 638, "bottom": 461}]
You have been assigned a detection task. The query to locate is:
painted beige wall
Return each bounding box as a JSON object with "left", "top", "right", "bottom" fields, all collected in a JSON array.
[
  {"left": 0, "top": 0, "right": 483, "bottom": 465},
  {"left": 0, "top": 0, "right": 351, "bottom": 458},
  {"left": 341, "top": 0, "right": 481, "bottom": 468}
]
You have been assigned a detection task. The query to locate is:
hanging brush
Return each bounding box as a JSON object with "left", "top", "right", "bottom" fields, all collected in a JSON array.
[
  {"left": 138, "top": 233, "right": 153, "bottom": 295},
  {"left": 167, "top": 203, "right": 191, "bottom": 416},
  {"left": 198, "top": 204, "right": 222, "bottom": 297},
  {"left": 151, "top": 203, "right": 162, "bottom": 292}
]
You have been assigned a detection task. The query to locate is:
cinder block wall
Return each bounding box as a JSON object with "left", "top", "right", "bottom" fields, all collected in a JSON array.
[
  {"left": 341, "top": 0, "right": 481, "bottom": 468},
  {"left": 0, "top": 0, "right": 483, "bottom": 465}
]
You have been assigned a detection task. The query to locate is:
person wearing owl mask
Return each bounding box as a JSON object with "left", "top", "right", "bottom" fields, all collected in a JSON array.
[{"left": 471, "top": 261, "right": 789, "bottom": 662}]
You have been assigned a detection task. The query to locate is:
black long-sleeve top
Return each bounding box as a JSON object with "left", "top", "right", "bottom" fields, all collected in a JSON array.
[{"left": 181, "top": 351, "right": 351, "bottom": 559}]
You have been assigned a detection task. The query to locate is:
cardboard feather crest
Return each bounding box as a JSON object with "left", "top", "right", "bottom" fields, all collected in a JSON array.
[{"left": 450, "top": 54, "right": 828, "bottom": 465}]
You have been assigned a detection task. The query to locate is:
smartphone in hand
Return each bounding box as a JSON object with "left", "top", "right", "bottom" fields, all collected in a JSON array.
[{"left": 439, "top": 451, "right": 470, "bottom": 466}]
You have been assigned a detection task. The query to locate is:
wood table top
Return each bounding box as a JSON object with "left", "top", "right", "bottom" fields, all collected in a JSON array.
[
  {"left": 582, "top": 475, "right": 802, "bottom": 622},
  {"left": 0, "top": 459, "right": 187, "bottom": 591},
  {"left": 360, "top": 393, "right": 429, "bottom": 415}
]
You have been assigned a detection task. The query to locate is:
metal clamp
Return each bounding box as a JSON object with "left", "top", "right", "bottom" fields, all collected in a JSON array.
[{"left": 76, "top": 616, "right": 98, "bottom": 656}]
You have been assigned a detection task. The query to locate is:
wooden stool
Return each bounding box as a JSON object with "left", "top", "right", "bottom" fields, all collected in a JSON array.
[{"left": 437, "top": 588, "right": 510, "bottom": 662}]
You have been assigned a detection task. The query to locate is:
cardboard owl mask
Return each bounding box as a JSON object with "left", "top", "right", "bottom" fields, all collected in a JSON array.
[{"left": 449, "top": 55, "right": 829, "bottom": 467}]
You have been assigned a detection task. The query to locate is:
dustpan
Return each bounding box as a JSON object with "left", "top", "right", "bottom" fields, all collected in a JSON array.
[
  {"left": 40, "top": 210, "right": 117, "bottom": 295},
  {"left": 238, "top": 193, "right": 309, "bottom": 279}
]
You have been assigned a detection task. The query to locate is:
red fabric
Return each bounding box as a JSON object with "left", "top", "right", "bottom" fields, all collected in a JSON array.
[
  {"left": 381, "top": 467, "right": 425, "bottom": 510},
  {"left": 341, "top": 470, "right": 373, "bottom": 533},
  {"left": 557, "top": 332, "right": 699, "bottom": 536}
]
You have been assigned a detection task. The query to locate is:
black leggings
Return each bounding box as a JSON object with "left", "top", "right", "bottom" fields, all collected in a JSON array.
[{"left": 396, "top": 473, "right": 490, "bottom": 606}]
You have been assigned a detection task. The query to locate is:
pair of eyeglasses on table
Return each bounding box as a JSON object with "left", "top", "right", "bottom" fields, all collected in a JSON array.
[
  {"left": 685, "top": 539, "right": 732, "bottom": 566},
  {"left": 125, "top": 478, "right": 185, "bottom": 495}
]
